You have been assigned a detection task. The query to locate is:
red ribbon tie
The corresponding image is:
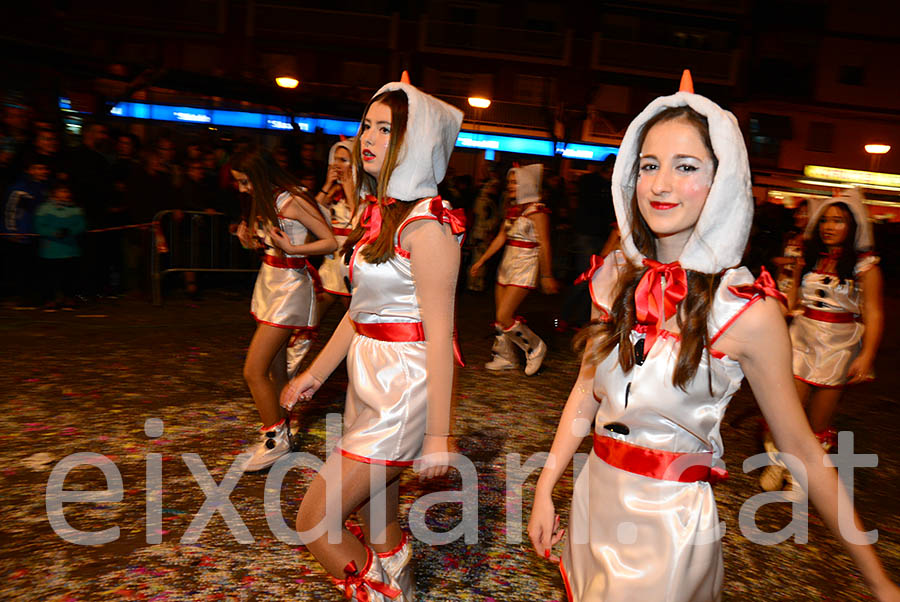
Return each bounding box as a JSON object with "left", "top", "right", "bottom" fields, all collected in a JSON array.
[{"left": 634, "top": 259, "right": 687, "bottom": 357}]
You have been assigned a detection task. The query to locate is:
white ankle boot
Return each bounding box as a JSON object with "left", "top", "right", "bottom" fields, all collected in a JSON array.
[
  {"left": 377, "top": 531, "right": 415, "bottom": 602},
  {"left": 506, "top": 319, "right": 547, "bottom": 376},
  {"left": 332, "top": 547, "right": 400, "bottom": 601},
  {"left": 485, "top": 324, "right": 519, "bottom": 371}
]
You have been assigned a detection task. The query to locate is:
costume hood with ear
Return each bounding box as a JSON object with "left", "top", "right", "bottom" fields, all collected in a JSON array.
[
  {"left": 328, "top": 138, "right": 355, "bottom": 165},
  {"left": 369, "top": 81, "right": 463, "bottom": 201},
  {"left": 611, "top": 90, "right": 753, "bottom": 274},
  {"left": 804, "top": 187, "right": 873, "bottom": 252},
  {"left": 508, "top": 164, "right": 543, "bottom": 205}
]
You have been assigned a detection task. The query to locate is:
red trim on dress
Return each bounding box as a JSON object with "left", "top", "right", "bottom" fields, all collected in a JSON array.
[
  {"left": 496, "top": 282, "right": 537, "bottom": 290},
  {"left": 506, "top": 239, "right": 539, "bottom": 248},
  {"left": 593, "top": 433, "right": 728, "bottom": 484},
  {"left": 250, "top": 311, "right": 319, "bottom": 331},
  {"left": 709, "top": 295, "right": 763, "bottom": 348},
  {"left": 559, "top": 559, "right": 574, "bottom": 602},
  {"left": 263, "top": 254, "right": 309, "bottom": 269},
  {"left": 802, "top": 308, "right": 858, "bottom": 323},
  {"left": 338, "top": 447, "right": 414, "bottom": 467},
  {"left": 322, "top": 286, "right": 351, "bottom": 297},
  {"left": 793, "top": 375, "right": 846, "bottom": 389}
]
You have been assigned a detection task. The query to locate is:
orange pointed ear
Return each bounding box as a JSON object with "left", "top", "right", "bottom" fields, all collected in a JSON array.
[
  {"left": 679, "top": 69, "right": 694, "bottom": 93},
  {"left": 339, "top": 134, "right": 347, "bottom": 141},
  {"left": 512, "top": 161, "right": 520, "bottom": 168},
  {"left": 400, "top": 70, "right": 411, "bottom": 84}
]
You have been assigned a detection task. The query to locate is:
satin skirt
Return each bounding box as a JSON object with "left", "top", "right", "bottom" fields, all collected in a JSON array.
[
  {"left": 338, "top": 334, "right": 428, "bottom": 465},
  {"left": 497, "top": 246, "right": 539, "bottom": 289},
  {"left": 250, "top": 263, "right": 317, "bottom": 329},
  {"left": 790, "top": 314, "right": 864, "bottom": 386},
  {"left": 319, "top": 246, "right": 351, "bottom": 296},
  {"left": 561, "top": 451, "right": 723, "bottom": 602}
]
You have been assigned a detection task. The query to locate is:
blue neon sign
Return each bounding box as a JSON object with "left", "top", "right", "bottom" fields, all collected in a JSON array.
[{"left": 102, "top": 100, "right": 618, "bottom": 161}]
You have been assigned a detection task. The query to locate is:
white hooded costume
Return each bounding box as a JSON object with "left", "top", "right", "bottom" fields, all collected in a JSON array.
[
  {"left": 560, "top": 84, "right": 784, "bottom": 602},
  {"left": 789, "top": 187, "right": 878, "bottom": 387},
  {"left": 496, "top": 164, "right": 548, "bottom": 289},
  {"left": 319, "top": 137, "right": 358, "bottom": 296},
  {"left": 338, "top": 81, "right": 464, "bottom": 466}
]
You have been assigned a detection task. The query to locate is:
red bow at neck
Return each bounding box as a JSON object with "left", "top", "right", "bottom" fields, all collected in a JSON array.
[
  {"left": 429, "top": 196, "right": 467, "bottom": 235},
  {"left": 335, "top": 559, "right": 401, "bottom": 601},
  {"left": 359, "top": 195, "right": 396, "bottom": 245},
  {"left": 634, "top": 258, "right": 687, "bottom": 358}
]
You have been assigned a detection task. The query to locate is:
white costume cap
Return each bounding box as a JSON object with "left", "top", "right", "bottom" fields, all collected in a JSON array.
[
  {"left": 370, "top": 81, "right": 464, "bottom": 201},
  {"left": 611, "top": 74, "right": 753, "bottom": 273},
  {"left": 328, "top": 138, "right": 355, "bottom": 165},
  {"left": 509, "top": 164, "right": 543, "bottom": 205},
  {"left": 804, "top": 187, "right": 874, "bottom": 251}
]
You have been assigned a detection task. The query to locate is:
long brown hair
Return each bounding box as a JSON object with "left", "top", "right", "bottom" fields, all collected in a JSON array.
[
  {"left": 342, "top": 89, "right": 415, "bottom": 264},
  {"left": 231, "top": 145, "right": 324, "bottom": 234},
  {"left": 576, "top": 106, "right": 721, "bottom": 390}
]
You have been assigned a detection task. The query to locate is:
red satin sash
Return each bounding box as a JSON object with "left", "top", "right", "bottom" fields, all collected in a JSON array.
[
  {"left": 352, "top": 320, "right": 464, "bottom": 367},
  {"left": 262, "top": 255, "right": 322, "bottom": 293},
  {"left": 803, "top": 308, "right": 857, "bottom": 323},
  {"left": 593, "top": 433, "right": 728, "bottom": 484},
  {"left": 506, "top": 239, "right": 538, "bottom": 248}
]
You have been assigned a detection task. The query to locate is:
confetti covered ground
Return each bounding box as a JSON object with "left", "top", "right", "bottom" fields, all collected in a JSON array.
[{"left": 1, "top": 281, "right": 899, "bottom": 601}]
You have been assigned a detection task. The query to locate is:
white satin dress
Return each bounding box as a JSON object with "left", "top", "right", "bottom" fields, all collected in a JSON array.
[
  {"left": 496, "top": 203, "right": 548, "bottom": 289},
  {"left": 337, "top": 198, "right": 464, "bottom": 465},
  {"left": 561, "top": 251, "right": 770, "bottom": 602},
  {"left": 250, "top": 191, "right": 317, "bottom": 331},
  {"left": 790, "top": 255, "right": 877, "bottom": 387},
  {"left": 319, "top": 194, "right": 358, "bottom": 297}
]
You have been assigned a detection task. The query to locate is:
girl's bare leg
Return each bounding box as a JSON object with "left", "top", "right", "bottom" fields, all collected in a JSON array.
[{"left": 243, "top": 324, "right": 292, "bottom": 426}]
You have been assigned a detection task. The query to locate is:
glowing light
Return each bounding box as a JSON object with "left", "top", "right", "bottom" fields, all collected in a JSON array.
[
  {"left": 468, "top": 97, "right": 491, "bottom": 109},
  {"left": 865, "top": 144, "right": 891, "bottom": 154},
  {"left": 275, "top": 77, "right": 299, "bottom": 89},
  {"left": 804, "top": 165, "right": 900, "bottom": 189}
]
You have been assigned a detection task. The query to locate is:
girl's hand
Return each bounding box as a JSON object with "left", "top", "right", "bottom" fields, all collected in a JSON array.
[
  {"left": 268, "top": 226, "right": 294, "bottom": 253},
  {"left": 236, "top": 221, "right": 257, "bottom": 249},
  {"left": 280, "top": 371, "right": 323, "bottom": 411},
  {"left": 469, "top": 262, "right": 483, "bottom": 277},
  {"left": 528, "top": 492, "right": 564, "bottom": 562},
  {"left": 415, "top": 435, "right": 451, "bottom": 480},
  {"left": 846, "top": 352, "right": 874, "bottom": 385},
  {"left": 541, "top": 276, "right": 560, "bottom": 295}
]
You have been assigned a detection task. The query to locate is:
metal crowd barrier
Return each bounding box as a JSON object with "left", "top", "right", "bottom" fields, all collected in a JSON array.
[{"left": 150, "top": 209, "right": 259, "bottom": 306}]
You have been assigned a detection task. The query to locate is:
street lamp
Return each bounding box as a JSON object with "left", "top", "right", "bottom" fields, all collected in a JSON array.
[
  {"left": 865, "top": 143, "right": 890, "bottom": 171},
  {"left": 468, "top": 97, "right": 491, "bottom": 109},
  {"left": 276, "top": 77, "right": 299, "bottom": 89}
]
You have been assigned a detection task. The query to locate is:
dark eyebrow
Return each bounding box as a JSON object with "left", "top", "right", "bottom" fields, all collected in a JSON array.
[{"left": 375, "top": 120, "right": 391, "bottom": 126}]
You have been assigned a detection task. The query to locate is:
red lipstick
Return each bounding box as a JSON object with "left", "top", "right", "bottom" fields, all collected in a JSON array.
[{"left": 650, "top": 201, "right": 678, "bottom": 210}]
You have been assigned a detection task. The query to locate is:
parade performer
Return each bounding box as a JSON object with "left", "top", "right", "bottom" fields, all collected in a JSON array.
[
  {"left": 527, "top": 72, "right": 899, "bottom": 602},
  {"left": 760, "top": 188, "right": 883, "bottom": 493},
  {"left": 280, "top": 75, "right": 465, "bottom": 601},
  {"left": 469, "top": 164, "right": 559, "bottom": 375},
  {"left": 233, "top": 146, "right": 337, "bottom": 472},
  {"left": 315, "top": 137, "right": 359, "bottom": 320}
]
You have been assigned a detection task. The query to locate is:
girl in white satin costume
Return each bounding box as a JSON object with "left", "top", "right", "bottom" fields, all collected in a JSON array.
[
  {"left": 314, "top": 138, "right": 360, "bottom": 319},
  {"left": 760, "top": 188, "right": 884, "bottom": 493},
  {"left": 232, "top": 146, "right": 337, "bottom": 473},
  {"left": 469, "top": 164, "right": 560, "bottom": 376},
  {"left": 527, "top": 73, "right": 900, "bottom": 602},
  {"left": 280, "top": 79, "right": 465, "bottom": 601}
]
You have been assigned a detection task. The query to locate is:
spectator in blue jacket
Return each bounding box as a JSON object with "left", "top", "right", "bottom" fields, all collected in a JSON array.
[{"left": 34, "top": 179, "right": 85, "bottom": 308}]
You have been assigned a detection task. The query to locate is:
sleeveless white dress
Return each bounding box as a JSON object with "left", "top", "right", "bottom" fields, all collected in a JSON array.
[{"left": 496, "top": 202, "right": 549, "bottom": 289}]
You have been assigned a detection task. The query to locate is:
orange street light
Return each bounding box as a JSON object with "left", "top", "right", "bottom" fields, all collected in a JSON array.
[
  {"left": 468, "top": 97, "right": 491, "bottom": 109},
  {"left": 276, "top": 77, "right": 299, "bottom": 89},
  {"left": 865, "top": 144, "right": 891, "bottom": 154}
]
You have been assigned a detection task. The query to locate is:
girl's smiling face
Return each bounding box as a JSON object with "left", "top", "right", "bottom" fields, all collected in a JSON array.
[
  {"left": 635, "top": 118, "right": 715, "bottom": 252},
  {"left": 819, "top": 205, "right": 849, "bottom": 247},
  {"left": 360, "top": 102, "right": 392, "bottom": 177}
]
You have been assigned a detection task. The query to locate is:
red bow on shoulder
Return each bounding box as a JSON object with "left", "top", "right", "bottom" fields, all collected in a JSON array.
[
  {"left": 429, "top": 196, "right": 467, "bottom": 235},
  {"left": 728, "top": 266, "right": 787, "bottom": 307},
  {"left": 359, "top": 195, "right": 396, "bottom": 245},
  {"left": 634, "top": 258, "right": 687, "bottom": 358},
  {"left": 505, "top": 205, "right": 523, "bottom": 220},
  {"left": 574, "top": 254, "right": 605, "bottom": 285}
]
